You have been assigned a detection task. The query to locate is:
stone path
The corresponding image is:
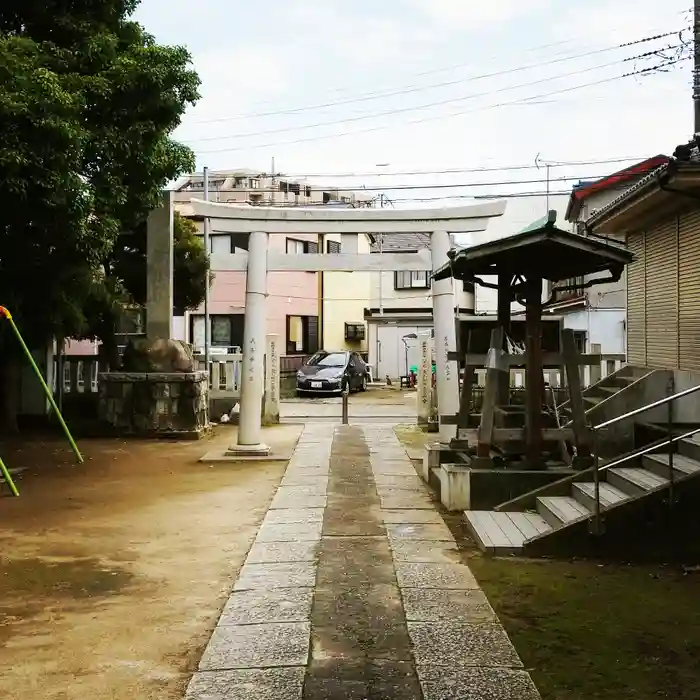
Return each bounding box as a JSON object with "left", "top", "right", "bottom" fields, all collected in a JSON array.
[{"left": 186, "top": 424, "right": 540, "bottom": 700}]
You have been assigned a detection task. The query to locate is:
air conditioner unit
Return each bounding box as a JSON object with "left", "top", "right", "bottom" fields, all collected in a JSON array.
[{"left": 345, "top": 323, "right": 366, "bottom": 341}]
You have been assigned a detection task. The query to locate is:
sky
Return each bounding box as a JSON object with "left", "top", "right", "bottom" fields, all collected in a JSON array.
[{"left": 134, "top": 0, "right": 694, "bottom": 230}]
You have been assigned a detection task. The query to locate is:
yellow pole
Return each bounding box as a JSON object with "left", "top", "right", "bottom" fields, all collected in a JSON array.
[
  {"left": 0, "top": 306, "right": 83, "bottom": 464},
  {"left": 0, "top": 455, "right": 19, "bottom": 497}
]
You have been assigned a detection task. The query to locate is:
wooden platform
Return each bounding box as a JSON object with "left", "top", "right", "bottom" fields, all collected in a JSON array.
[{"left": 465, "top": 511, "right": 551, "bottom": 554}]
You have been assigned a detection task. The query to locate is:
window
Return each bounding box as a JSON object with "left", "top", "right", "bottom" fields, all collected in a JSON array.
[
  {"left": 279, "top": 181, "right": 288, "bottom": 193},
  {"left": 304, "top": 186, "right": 312, "bottom": 198},
  {"left": 307, "top": 351, "right": 347, "bottom": 368},
  {"left": 552, "top": 276, "right": 585, "bottom": 302},
  {"left": 286, "top": 315, "right": 319, "bottom": 355},
  {"left": 289, "top": 182, "right": 300, "bottom": 196},
  {"left": 326, "top": 240, "right": 341, "bottom": 254},
  {"left": 191, "top": 314, "right": 245, "bottom": 352},
  {"left": 322, "top": 192, "right": 331, "bottom": 203},
  {"left": 249, "top": 178, "right": 260, "bottom": 189},
  {"left": 287, "top": 238, "right": 319, "bottom": 254},
  {"left": 395, "top": 270, "right": 431, "bottom": 290},
  {"left": 287, "top": 238, "right": 305, "bottom": 254},
  {"left": 210, "top": 234, "right": 232, "bottom": 255},
  {"left": 345, "top": 323, "right": 366, "bottom": 341}
]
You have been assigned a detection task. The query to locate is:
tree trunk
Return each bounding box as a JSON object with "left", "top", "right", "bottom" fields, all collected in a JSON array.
[{"left": 0, "top": 356, "right": 21, "bottom": 434}]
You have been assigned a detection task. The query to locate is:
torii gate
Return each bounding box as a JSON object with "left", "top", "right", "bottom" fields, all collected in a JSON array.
[{"left": 148, "top": 196, "right": 506, "bottom": 455}]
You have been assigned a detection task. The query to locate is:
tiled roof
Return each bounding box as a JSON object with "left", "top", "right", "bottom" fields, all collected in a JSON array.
[{"left": 585, "top": 161, "right": 673, "bottom": 226}]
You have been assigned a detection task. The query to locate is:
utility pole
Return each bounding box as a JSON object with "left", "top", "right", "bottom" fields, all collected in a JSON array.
[
  {"left": 270, "top": 156, "right": 276, "bottom": 206},
  {"left": 534, "top": 154, "right": 551, "bottom": 213},
  {"left": 694, "top": 0, "right": 700, "bottom": 134},
  {"left": 203, "top": 166, "right": 211, "bottom": 372}
]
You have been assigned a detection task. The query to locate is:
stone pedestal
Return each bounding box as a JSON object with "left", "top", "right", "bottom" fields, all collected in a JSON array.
[{"left": 98, "top": 371, "right": 209, "bottom": 439}]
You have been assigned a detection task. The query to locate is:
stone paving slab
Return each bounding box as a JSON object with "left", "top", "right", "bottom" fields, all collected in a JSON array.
[
  {"left": 199, "top": 622, "right": 310, "bottom": 670},
  {"left": 381, "top": 509, "right": 447, "bottom": 524},
  {"left": 219, "top": 588, "right": 314, "bottom": 625},
  {"left": 388, "top": 539, "right": 461, "bottom": 563},
  {"left": 401, "top": 588, "right": 497, "bottom": 623},
  {"left": 379, "top": 495, "right": 436, "bottom": 509},
  {"left": 372, "top": 474, "right": 427, "bottom": 487},
  {"left": 417, "top": 666, "right": 541, "bottom": 700},
  {"left": 372, "top": 460, "right": 416, "bottom": 476},
  {"left": 283, "top": 466, "right": 330, "bottom": 476},
  {"left": 395, "top": 561, "right": 480, "bottom": 589},
  {"left": 245, "top": 540, "right": 319, "bottom": 564},
  {"left": 281, "top": 473, "right": 330, "bottom": 486},
  {"left": 386, "top": 522, "right": 454, "bottom": 541},
  {"left": 407, "top": 622, "right": 522, "bottom": 668},
  {"left": 375, "top": 484, "right": 429, "bottom": 498},
  {"left": 269, "top": 491, "right": 328, "bottom": 510},
  {"left": 262, "top": 508, "right": 325, "bottom": 525},
  {"left": 255, "top": 521, "right": 323, "bottom": 542},
  {"left": 310, "top": 624, "right": 414, "bottom": 662},
  {"left": 303, "top": 660, "right": 421, "bottom": 700},
  {"left": 234, "top": 562, "right": 317, "bottom": 590},
  {"left": 186, "top": 667, "right": 306, "bottom": 700}
]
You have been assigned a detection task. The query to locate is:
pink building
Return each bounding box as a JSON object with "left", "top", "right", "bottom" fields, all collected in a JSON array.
[{"left": 184, "top": 229, "right": 321, "bottom": 356}]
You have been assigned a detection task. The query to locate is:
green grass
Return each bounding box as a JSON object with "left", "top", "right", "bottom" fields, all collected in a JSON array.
[{"left": 468, "top": 553, "right": 700, "bottom": 699}]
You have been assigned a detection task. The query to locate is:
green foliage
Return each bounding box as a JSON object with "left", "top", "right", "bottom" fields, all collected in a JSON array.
[
  {"left": 173, "top": 213, "right": 210, "bottom": 315},
  {"left": 111, "top": 212, "right": 210, "bottom": 317},
  {"left": 0, "top": 1, "right": 202, "bottom": 355}
]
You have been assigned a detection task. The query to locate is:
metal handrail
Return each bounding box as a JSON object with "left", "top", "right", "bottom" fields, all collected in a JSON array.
[
  {"left": 589, "top": 380, "right": 700, "bottom": 535},
  {"left": 592, "top": 383, "right": 700, "bottom": 431},
  {"left": 595, "top": 425, "right": 700, "bottom": 475}
]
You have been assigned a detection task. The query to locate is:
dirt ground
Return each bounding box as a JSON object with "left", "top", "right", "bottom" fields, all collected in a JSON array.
[{"left": 0, "top": 425, "right": 301, "bottom": 700}]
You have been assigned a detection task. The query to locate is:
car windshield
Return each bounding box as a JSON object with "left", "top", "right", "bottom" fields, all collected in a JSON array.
[{"left": 307, "top": 352, "right": 347, "bottom": 368}]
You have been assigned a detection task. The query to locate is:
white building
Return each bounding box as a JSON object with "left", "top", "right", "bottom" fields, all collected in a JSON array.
[{"left": 365, "top": 233, "right": 474, "bottom": 380}]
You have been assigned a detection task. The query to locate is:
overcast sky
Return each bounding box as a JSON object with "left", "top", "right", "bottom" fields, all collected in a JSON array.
[{"left": 134, "top": 0, "right": 692, "bottom": 229}]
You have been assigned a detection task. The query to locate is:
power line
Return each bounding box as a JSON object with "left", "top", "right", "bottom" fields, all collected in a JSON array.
[
  {"left": 392, "top": 190, "right": 573, "bottom": 202},
  {"left": 194, "top": 57, "right": 690, "bottom": 154},
  {"left": 257, "top": 156, "right": 654, "bottom": 179},
  {"left": 187, "top": 10, "right": 692, "bottom": 124},
  {"left": 187, "top": 45, "right": 683, "bottom": 143},
  {"left": 186, "top": 173, "right": 620, "bottom": 195},
  {"left": 185, "top": 31, "right": 679, "bottom": 126}
]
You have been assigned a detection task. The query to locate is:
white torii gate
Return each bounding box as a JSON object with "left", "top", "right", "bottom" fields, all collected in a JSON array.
[{"left": 189, "top": 199, "right": 506, "bottom": 454}]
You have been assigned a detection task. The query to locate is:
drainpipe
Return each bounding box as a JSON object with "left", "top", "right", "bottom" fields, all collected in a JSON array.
[{"left": 318, "top": 233, "right": 324, "bottom": 350}]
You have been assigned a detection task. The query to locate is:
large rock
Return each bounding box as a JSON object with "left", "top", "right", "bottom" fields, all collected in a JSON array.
[{"left": 122, "top": 337, "right": 195, "bottom": 373}]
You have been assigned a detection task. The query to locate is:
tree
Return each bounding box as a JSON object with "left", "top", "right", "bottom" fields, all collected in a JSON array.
[
  {"left": 0, "top": 1, "right": 201, "bottom": 430},
  {"left": 93, "top": 211, "right": 210, "bottom": 367}
]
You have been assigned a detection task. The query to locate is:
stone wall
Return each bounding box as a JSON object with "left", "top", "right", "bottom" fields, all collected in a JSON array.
[{"left": 98, "top": 371, "right": 209, "bottom": 438}]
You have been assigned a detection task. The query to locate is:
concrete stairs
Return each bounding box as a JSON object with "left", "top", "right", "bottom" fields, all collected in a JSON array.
[
  {"left": 556, "top": 364, "right": 656, "bottom": 424},
  {"left": 464, "top": 433, "right": 700, "bottom": 555}
]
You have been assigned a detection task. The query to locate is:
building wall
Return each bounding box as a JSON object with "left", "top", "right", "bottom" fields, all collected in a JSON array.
[
  {"left": 559, "top": 308, "right": 626, "bottom": 354},
  {"left": 322, "top": 233, "right": 371, "bottom": 352},
  {"left": 184, "top": 227, "right": 320, "bottom": 353},
  {"left": 370, "top": 270, "right": 472, "bottom": 311}
]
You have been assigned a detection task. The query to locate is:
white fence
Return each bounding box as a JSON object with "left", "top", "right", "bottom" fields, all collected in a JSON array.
[
  {"left": 53, "top": 355, "right": 101, "bottom": 395},
  {"left": 195, "top": 353, "right": 243, "bottom": 396},
  {"left": 471, "top": 355, "right": 626, "bottom": 389}
]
